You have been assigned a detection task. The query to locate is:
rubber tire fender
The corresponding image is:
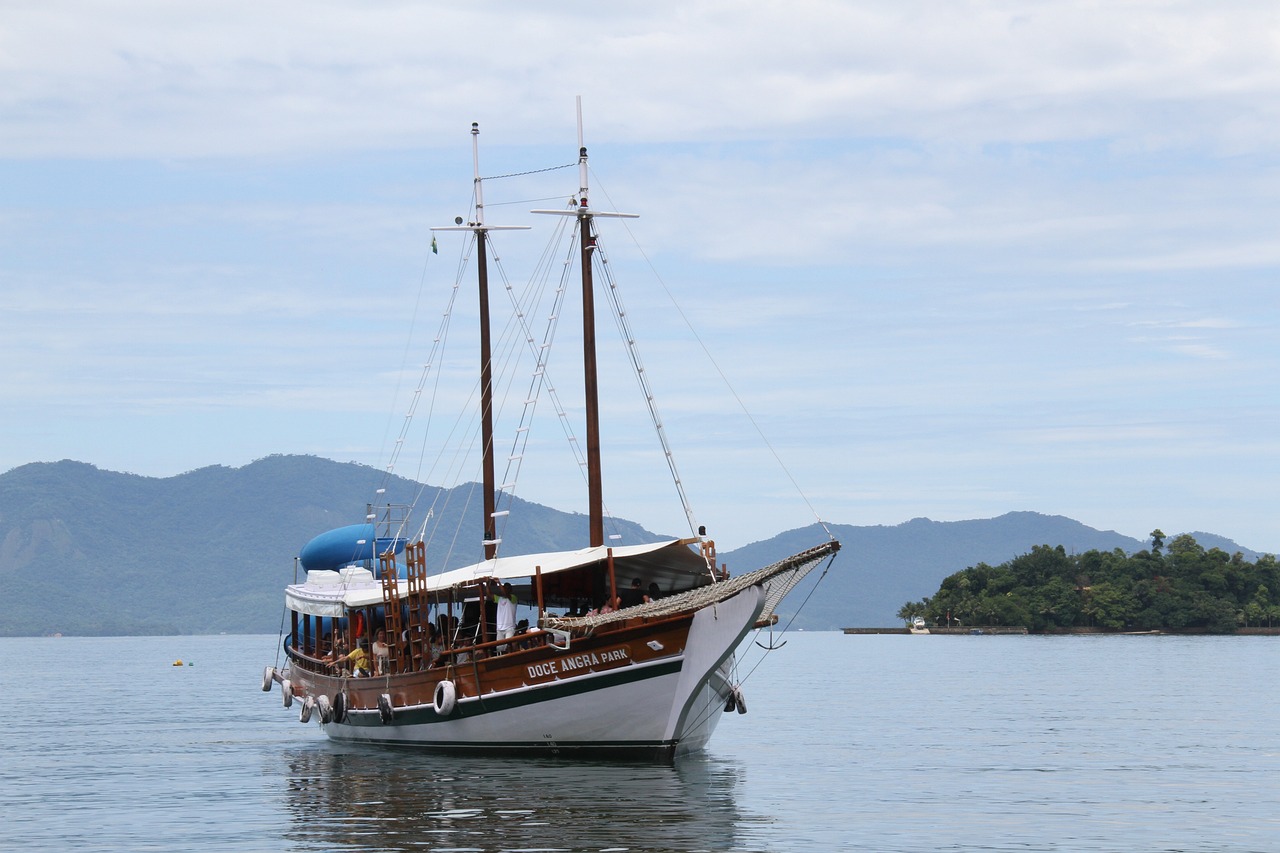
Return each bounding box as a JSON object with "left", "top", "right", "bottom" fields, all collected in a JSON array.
[
  {"left": 331, "top": 691, "right": 347, "bottom": 724},
  {"left": 378, "top": 693, "right": 395, "bottom": 724},
  {"left": 281, "top": 679, "right": 294, "bottom": 709},
  {"left": 432, "top": 680, "right": 456, "bottom": 716},
  {"left": 262, "top": 666, "right": 275, "bottom": 692}
]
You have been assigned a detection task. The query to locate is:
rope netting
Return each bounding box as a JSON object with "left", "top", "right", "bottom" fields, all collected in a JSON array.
[{"left": 543, "top": 539, "right": 841, "bottom": 632}]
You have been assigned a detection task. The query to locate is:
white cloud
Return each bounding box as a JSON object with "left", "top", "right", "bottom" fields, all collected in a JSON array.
[
  {"left": 2, "top": 1, "right": 1279, "bottom": 552},
  {"left": 3, "top": 1, "right": 1280, "bottom": 156}
]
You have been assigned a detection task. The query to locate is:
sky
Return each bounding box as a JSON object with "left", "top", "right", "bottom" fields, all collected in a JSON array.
[{"left": 2, "top": 1, "right": 1278, "bottom": 554}]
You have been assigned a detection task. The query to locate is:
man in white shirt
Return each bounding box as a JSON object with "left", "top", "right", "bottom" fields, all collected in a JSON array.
[{"left": 494, "top": 582, "right": 518, "bottom": 652}]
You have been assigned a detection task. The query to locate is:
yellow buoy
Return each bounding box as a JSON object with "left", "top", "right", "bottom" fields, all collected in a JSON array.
[{"left": 173, "top": 659, "right": 183, "bottom": 666}]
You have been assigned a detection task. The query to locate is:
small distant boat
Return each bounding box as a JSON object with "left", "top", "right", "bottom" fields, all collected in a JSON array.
[
  {"left": 261, "top": 106, "right": 840, "bottom": 761},
  {"left": 910, "top": 617, "right": 930, "bottom": 634}
]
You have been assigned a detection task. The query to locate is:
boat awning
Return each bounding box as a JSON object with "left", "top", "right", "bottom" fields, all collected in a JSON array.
[{"left": 283, "top": 538, "right": 711, "bottom": 616}]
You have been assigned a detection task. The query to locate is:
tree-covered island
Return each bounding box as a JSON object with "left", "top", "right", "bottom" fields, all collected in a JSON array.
[{"left": 898, "top": 531, "right": 1280, "bottom": 633}]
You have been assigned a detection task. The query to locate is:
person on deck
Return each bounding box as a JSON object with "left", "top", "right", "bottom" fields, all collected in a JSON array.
[
  {"left": 372, "top": 629, "right": 390, "bottom": 675},
  {"left": 493, "top": 582, "right": 518, "bottom": 652},
  {"left": 323, "top": 636, "right": 346, "bottom": 671},
  {"left": 339, "top": 641, "right": 371, "bottom": 677},
  {"left": 620, "top": 577, "right": 644, "bottom": 608}
]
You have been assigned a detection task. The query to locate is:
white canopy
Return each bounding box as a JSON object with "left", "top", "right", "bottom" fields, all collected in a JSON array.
[{"left": 283, "top": 538, "right": 711, "bottom": 618}]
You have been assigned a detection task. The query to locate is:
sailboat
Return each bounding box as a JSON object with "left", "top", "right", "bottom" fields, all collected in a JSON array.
[{"left": 261, "top": 108, "right": 840, "bottom": 761}]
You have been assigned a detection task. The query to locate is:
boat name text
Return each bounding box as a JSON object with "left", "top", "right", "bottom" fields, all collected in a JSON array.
[{"left": 526, "top": 646, "right": 630, "bottom": 680}]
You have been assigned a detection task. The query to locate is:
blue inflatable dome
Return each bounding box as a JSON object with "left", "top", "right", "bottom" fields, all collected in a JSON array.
[{"left": 299, "top": 524, "right": 407, "bottom": 571}]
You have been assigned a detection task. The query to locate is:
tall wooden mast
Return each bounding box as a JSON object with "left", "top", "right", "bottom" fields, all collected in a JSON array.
[
  {"left": 575, "top": 142, "right": 605, "bottom": 547},
  {"left": 433, "top": 123, "right": 528, "bottom": 560},
  {"left": 534, "top": 100, "right": 638, "bottom": 548}
]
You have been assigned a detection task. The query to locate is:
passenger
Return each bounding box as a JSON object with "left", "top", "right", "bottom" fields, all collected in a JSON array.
[
  {"left": 325, "top": 636, "right": 348, "bottom": 674},
  {"left": 645, "top": 582, "right": 662, "bottom": 603},
  {"left": 493, "top": 582, "right": 518, "bottom": 652},
  {"left": 372, "top": 629, "right": 390, "bottom": 675},
  {"left": 427, "top": 623, "right": 444, "bottom": 667},
  {"left": 620, "top": 577, "right": 644, "bottom": 608},
  {"left": 342, "top": 641, "right": 371, "bottom": 677}
]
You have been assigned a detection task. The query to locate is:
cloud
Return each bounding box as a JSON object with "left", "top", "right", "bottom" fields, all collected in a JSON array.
[
  {"left": 2, "top": 1, "right": 1279, "bottom": 552},
  {"left": 4, "top": 1, "right": 1280, "bottom": 157}
]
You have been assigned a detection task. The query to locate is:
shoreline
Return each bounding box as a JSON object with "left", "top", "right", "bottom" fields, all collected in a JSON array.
[{"left": 844, "top": 626, "right": 1280, "bottom": 636}]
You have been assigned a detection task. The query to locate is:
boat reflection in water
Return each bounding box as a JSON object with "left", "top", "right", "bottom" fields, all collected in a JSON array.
[{"left": 279, "top": 744, "right": 744, "bottom": 851}]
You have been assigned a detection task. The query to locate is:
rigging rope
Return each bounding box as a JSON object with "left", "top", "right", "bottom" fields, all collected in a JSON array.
[{"left": 589, "top": 169, "right": 837, "bottom": 543}]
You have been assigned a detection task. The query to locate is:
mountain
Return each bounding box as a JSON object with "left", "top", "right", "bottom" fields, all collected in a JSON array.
[
  {"left": 0, "top": 457, "right": 1266, "bottom": 635},
  {"left": 0, "top": 455, "right": 659, "bottom": 637}
]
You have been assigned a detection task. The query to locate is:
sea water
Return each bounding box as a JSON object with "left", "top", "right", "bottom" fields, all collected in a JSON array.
[{"left": 2, "top": 632, "right": 1277, "bottom": 852}]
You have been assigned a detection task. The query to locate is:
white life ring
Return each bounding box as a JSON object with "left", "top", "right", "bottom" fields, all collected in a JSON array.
[
  {"left": 331, "top": 691, "right": 347, "bottom": 724},
  {"left": 281, "top": 679, "right": 294, "bottom": 708},
  {"left": 299, "top": 696, "right": 315, "bottom": 723},
  {"left": 432, "top": 680, "right": 456, "bottom": 716},
  {"left": 262, "top": 666, "right": 275, "bottom": 692},
  {"left": 378, "top": 693, "right": 395, "bottom": 724},
  {"left": 316, "top": 694, "right": 333, "bottom": 724}
]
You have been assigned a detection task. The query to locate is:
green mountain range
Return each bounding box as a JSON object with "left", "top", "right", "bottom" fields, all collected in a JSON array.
[{"left": 0, "top": 455, "right": 1265, "bottom": 636}]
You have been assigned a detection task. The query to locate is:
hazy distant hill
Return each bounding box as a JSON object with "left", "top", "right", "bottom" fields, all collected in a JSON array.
[
  {"left": 725, "top": 514, "right": 1267, "bottom": 631},
  {"left": 0, "top": 455, "right": 659, "bottom": 637},
  {"left": 0, "top": 456, "right": 1265, "bottom": 635}
]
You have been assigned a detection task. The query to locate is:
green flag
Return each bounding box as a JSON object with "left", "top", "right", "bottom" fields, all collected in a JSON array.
[{"left": 431, "top": 236, "right": 438, "bottom": 254}]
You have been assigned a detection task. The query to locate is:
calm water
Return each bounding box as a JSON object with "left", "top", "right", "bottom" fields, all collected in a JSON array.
[{"left": 3, "top": 632, "right": 1277, "bottom": 852}]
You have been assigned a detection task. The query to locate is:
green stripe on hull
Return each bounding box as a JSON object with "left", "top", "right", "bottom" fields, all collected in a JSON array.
[{"left": 338, "top": 658, "right": 683, "bottom": 729}]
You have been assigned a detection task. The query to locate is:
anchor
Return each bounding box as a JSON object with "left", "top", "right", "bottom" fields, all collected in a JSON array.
[{"left": 755, "top": 623, "right": 786, "bottom": 651}]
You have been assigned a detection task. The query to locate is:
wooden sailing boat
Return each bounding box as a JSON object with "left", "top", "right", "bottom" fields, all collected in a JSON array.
[{"left": 262, "top": 110, "right": 840, "bottom": 761}]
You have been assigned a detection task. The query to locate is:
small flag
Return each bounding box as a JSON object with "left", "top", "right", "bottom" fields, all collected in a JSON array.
[{"left": 431, "top": 236, "right": 438, "bottom": 254}]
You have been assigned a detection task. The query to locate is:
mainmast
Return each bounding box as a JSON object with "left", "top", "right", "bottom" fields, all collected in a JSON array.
[
  {"left": 433, "top": 123, "right": 528, "bottom": 560},
  {"left": 534, "top": 99, "right": 637, "bottom": 548},
  {"left": 576, "top": 135, "right": 605, "bottom": 548}
]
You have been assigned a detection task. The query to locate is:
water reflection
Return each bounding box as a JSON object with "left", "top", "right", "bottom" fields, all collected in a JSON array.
[{"left": 279, "top": 744, "right": 746, "bottom": 852}]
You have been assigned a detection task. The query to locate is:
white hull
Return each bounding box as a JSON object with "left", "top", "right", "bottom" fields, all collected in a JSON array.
[{"left": 314, "top": 586, "right": 764, "bottom": 759}]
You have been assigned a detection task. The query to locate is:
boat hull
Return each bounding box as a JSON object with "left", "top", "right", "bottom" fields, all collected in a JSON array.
[{"left": 282, "top": 585, "right": 765, "bottom": 761}]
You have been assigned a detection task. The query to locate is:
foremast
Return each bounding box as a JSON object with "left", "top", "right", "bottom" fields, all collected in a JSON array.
[{"left": 432, "top": 123, "right": 528, "bottom": 560}]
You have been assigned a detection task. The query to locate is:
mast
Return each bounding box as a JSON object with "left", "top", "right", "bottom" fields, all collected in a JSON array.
[
  {"left": 576, "top": 132, "right": 605, "bottom": 547},
  {"left": 475, "top": 128, "right": 498, "bottom": 559},
  {"left": 432, "top": 123, "right": 528, "bottom": 560},
  {"left": 533, "top": 99, "right": 638, "bottom": 548}
]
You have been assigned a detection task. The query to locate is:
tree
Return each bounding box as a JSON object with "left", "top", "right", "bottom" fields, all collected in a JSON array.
[
  {"left": 913, "top": 534, "right": 1273, "bottom": 633},
  {"left": 897, "top": 600, "right": 929, "bottom": 626}
]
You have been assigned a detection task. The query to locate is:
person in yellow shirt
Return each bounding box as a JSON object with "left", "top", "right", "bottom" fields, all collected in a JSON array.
[{"left": 346, "top": 642, "right": 371, "bottom": 677}]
